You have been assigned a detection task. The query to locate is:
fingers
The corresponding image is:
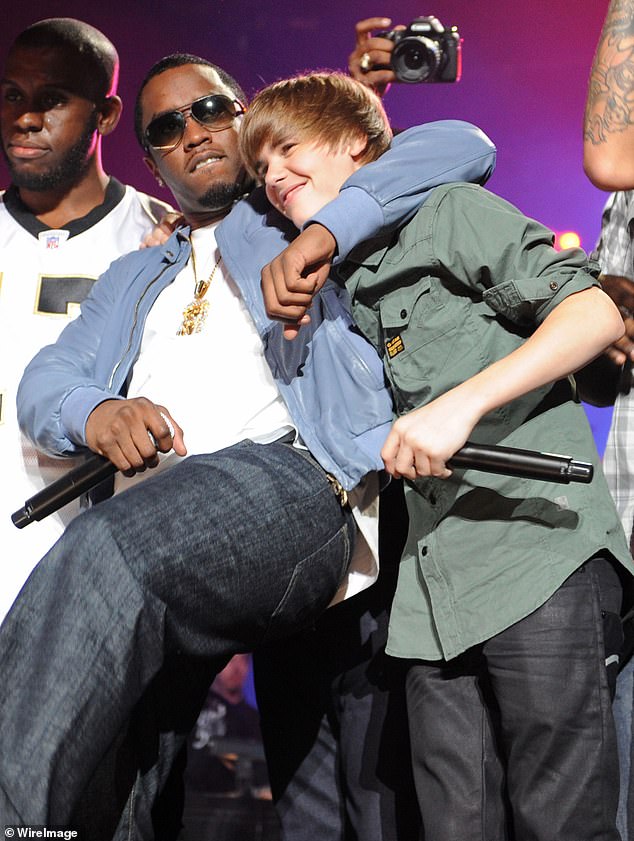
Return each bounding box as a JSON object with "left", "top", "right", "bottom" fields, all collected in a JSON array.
[
  {"left": 606, "top": 344, "right": 630, "bottom": 366},
  {"left": 85, "top": 398, "right": 184, "bottom": 473},
  {"left": 140, "top": 230, "right": 165, "bottom": 249},
  {"left": 283, "top": 316, "right": 311, "bottom": 341},
  {"left": 139, "top": 212, "right": 184, "bottom": 249},
  {"left": 355, "top": 42, "right": 394, "bottom": 70},
  {"left": 261, "top": 229, "right": 335, "bottom": 330},
  {"left": 263, "top": 258, "right": 315, "bottom": 308},
  {"left": 354, "top": 17, "right": 392, "bottom": 45},
  {"left": 147, "top": 408, "right": 186, "bottom": 456},
  {"left": 261, "top": 261, "right": 311, "bottom": 326},
  {"left": 349, "top": 47, "right": 396, "bottom": 93},
  {"left": 360, "top": 69, "right": 397, "bottom": 95},
  {"left": 623, "top": 315, "right": 634, "bottom": 347},
  {"left": 383, "top": 448, "right": 453, "bottom": 481},
  {"left": 604, "top": 323, "right": 634, "bottom": 366},
  {"left": 97, "top": 408, "right": 160, "bottom": 474},
  {"left": 381, "top": 427, "right": 453, "bottom": 480},
  {"left": 600, "top": 275, "right": 634, "bottom": 312},
  {"left": 349, "top": 17, "right": 398, "bottom": 94}
]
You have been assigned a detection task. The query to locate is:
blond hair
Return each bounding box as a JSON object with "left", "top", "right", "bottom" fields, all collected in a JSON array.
[{"left": 239, "top": 72, "right": 392, "bottom": 179}]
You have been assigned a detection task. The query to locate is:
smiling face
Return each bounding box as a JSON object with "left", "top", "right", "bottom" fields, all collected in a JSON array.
[
  {"left": 0, "top": 44, "right": 106, "bottom": 192},
  {"left": 239, "top": 72, "right": 392, "bottom": 228},
  {"left": 257, "top": 137, "right": 365, "bottom": 228},
  {"left": 140, "top": 63, "right": 247, "bottom": 227}
]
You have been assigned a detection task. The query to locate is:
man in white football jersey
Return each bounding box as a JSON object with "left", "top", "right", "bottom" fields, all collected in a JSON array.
[{"left": 0, "top": 17, "right": 171, "bottom": 621}]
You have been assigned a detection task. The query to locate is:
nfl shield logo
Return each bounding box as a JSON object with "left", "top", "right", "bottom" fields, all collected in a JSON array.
[{"left": 39, "top": 229, "right": 69, "bottom": 250}]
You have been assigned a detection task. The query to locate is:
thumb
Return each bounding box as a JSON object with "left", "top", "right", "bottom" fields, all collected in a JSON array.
[{"left": 170, "top": 425, "right": 187, "bottom": 456}]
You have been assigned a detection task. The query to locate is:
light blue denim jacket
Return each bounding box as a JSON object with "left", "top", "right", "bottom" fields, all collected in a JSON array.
[{"left": 18, "top": 121, "right": 496, "bottom": 490}]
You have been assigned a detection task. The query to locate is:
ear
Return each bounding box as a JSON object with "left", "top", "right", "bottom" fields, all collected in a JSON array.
[
  {"left": 96, "top": 95, "right": 123, "bottom": 137},
  {"left": 143, "top": 153, "right": 164, "bottom": 188},
  {"left": 348, "top": 134, "right": 369, "bottom": 162}
]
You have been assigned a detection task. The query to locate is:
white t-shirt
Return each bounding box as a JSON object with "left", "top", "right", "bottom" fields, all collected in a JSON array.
[
  {"left": 117, "top": 224, "right": 379, "bottom": 602},
  {"left": 0, "top": 179, "right": 172, "bottom": 622},
  {"left": 119, "top": 224, "right": 295, "bottom": 465}
]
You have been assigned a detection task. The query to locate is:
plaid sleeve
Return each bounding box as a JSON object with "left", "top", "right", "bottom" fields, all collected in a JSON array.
[{"left": 594, "top": 191, "right": 634, "bottom": 279}]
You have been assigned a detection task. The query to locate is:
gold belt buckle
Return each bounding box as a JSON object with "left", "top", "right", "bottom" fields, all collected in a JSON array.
[{"left": 326, "top": 473, "right": 348, "bottom": 508}]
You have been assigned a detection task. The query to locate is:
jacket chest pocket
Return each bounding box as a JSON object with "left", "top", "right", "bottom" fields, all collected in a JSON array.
[{"left": 378, "top": 278, "right": 469, "bottom": 412}]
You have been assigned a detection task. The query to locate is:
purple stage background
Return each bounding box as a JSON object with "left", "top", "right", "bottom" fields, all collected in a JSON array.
[{"left": 0, "top": 0, "right": 615, "bottom": 449}]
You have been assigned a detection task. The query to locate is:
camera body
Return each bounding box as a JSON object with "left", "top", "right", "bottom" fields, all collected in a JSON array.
[{"left": 378, "top": 16, "right": 461, "bottom": 84}]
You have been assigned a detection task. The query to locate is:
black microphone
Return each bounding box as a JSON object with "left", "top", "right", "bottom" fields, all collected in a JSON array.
[
  {"left": 11, "top": 454, "right": 115, "bottom": 529},
  {"left": 447, "top": 442, "right": 593, "bottom": 483},
  {"left": 11, "top": 442, "right": 593, "bottom": 530}
]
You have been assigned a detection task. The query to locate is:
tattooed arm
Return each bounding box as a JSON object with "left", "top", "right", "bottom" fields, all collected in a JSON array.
[{"left": 584, "top": 0, "right": 634, "bottom": 188}]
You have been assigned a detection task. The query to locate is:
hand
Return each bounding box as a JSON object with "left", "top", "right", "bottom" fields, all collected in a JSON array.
[
  {"left": 348, "top": 17, "right": 399, "bottom": 96},
  {"left": 599, "top": 275, "right": 634, "bottom": 365},
  {"left": 381, "top": 391, "right": 480, "bottom": 480},
  {"left": 85, "top": 397, "right": 186, "bottom": 474},
  {"left": 140, "top": 212, "right": 185, "bottom": 248},
  {"left": 261, "top": 224, "right": 337, "bottom": 339}
]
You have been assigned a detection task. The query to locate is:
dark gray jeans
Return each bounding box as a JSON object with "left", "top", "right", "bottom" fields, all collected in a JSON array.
[
  {"left": 406, "top": 555, "right": 624, "bottom": 841},
  {"left": 0, "top": 439, "right": 355, "bottom": 838}
]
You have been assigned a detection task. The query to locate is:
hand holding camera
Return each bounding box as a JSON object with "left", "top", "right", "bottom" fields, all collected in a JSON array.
[
  {"left": 348, "top": 17, "right": 398, "bottom": 96},
  {"left": 349, "top": 15, "right": 461, "bottom": 91}
]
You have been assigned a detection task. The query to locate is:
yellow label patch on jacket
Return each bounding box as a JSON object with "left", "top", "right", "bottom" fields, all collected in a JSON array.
[{"left": 386, "top": 335, "right": 404, "bottom": 358}]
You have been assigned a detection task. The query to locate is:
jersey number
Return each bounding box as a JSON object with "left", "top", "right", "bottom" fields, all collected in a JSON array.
[{"left": 36, "top": 275, "right": 96, "bottom": 317}]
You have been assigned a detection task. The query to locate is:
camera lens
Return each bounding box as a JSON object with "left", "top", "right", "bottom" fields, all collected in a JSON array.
[
  {"left": 404, "top": 46, "right": 428, "bottom": 70},
  {"left": 392, "top": 36, "right": 440, "bottom": 83}
]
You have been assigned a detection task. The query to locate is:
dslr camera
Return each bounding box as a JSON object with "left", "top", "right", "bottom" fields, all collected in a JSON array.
[{"left": 377, "top": 16, "right": 461, "bottom": 84}]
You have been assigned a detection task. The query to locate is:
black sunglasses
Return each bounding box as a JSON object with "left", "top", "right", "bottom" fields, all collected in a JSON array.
[{"left": 144, "top": 93, "right": 246, "bottom": 151}]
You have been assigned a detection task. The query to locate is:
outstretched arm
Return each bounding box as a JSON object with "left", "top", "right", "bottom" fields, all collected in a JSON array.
[
  {"left": 378, "top": 186, "right": 626, "bottom": 477},
  {"left": 584, "top": 0, "right": 634, "bottom": 189},
  {"left": 383, "top": 287, "right": 624, "bottom": 478}
]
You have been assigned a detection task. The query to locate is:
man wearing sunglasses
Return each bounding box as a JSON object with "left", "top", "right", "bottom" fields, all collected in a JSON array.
[
  {"left": 1, "top": 53, "right": 495, "bottom": 836},
  {"left": 0, "top": 18, "right": 172, "bottom": 628}
]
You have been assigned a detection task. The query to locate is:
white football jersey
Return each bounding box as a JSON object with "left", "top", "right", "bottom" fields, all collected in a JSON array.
[{"left": 0, "top": 178, "right": 172, "bottom": 622}]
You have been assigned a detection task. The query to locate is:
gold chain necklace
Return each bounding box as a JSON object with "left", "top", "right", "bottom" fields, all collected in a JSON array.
[{"left": 177, "top": 241, "right": 222, "bottom": 336}]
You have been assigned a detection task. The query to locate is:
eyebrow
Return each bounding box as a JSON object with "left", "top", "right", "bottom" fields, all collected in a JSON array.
[{"left": 0, "top": 78, "right": 77, "bottom": 96}]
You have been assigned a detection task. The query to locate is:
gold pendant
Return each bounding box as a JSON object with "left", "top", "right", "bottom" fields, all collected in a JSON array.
[
  {"left": 177, "top": 245, "right": 221, "bottom": 336},
  {"left": 178, "top": 298, "right": 210, "bottom": 335}
]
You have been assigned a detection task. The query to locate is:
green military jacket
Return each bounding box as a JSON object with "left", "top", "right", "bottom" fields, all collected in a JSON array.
[{"left": 340, "top": 182, "right": 632, "bottom": 661}]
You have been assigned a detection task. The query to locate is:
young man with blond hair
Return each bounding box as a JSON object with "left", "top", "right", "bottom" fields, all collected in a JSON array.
[{"left": 235, "top": 71, "right": 632, "bottom": 841}]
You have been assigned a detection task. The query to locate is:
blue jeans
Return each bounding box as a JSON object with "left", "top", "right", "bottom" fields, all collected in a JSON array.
[
  {"left": 0, "top": 439, "right": 356, "bottom": 838},
  {"left": 615, "top": 655, "right": 633, "bottom": 840},
  {"left": 253, "top": 478, "right": 420, "bottom": 841},
  {"left": 406, "top": 556, "right": 623, "bottom": 841}
]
